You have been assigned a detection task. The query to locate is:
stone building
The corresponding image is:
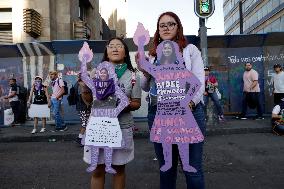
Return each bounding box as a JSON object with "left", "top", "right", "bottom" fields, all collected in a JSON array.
[
  {"left": 108, "top": 9, "right": 127, "bottom": 38},
  {"left": 0, "top": 0, "right": 112, "bottom": 44}
]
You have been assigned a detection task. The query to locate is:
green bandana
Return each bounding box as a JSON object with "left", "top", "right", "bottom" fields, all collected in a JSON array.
[{"left": 115, "top": 63, "right": 127, "bottom": 79}]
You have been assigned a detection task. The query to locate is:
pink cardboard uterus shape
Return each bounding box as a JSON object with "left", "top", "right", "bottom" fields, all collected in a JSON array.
[
  {"left": 133, "top": 22, "right": 150, "bottom": 52},
  {"left": 133, "top": 24, "right": 204, "bottom": 172},
  {"left": 78, "top": 42, "right": 93, "bottom": 63},
  {"left": 79, "top": 43, "right": 129, "bottom": 174}
]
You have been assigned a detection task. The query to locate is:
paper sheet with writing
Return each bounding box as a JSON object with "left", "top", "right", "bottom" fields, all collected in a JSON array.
[{"left": 85, "top": 116, "right": 122, "bottom": 148}]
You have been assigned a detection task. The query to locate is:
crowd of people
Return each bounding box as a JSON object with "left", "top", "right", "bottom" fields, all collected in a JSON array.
[{"left": 1, "top": 11, "right": 284, "bottom": 189}]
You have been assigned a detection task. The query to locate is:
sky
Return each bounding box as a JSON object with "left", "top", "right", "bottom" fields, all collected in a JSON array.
[{"left": 99, "top": 0, "right": 225, "bottom": 37}]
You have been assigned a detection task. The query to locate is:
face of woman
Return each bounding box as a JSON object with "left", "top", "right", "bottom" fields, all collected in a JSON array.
[
  {"left": 99, "top": 69, "right": 109, "bottom": 81},
  {"left": 107, "top": 39, "right": 126, "bottom": 64},
  {"left": 158, "top": 15, "right": 178, "bottom": 41},
  {"left": 162, "top": 43, "right": 173, "bottom": 57},
  {"left": 35, "top": 79, "right": 42, "bottom": 84}
]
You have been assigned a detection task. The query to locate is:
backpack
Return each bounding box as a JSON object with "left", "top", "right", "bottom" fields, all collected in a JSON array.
[
  {"left": 17, "top": 85, "right": 28, "bottom": 101},
  {"left": 57, "top": 79, "right": 68, "bottom": 95},
  {"left": 67, "top": 85, "right": 77, "bottom": 105}
]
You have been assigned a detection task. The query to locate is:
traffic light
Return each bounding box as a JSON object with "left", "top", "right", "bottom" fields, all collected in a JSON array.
[{"left": 194, "top": 0, "right": 215, "bottom": 19}]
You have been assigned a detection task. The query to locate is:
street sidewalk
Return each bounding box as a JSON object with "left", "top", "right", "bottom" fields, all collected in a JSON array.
[{"left": 0, "top": 116, "right": 272, "bottom": 143}]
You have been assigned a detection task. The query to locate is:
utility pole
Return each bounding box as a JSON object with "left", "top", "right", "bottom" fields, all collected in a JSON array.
[
  {"left": 194, "top": 0, "right": 215, "bottom": 124},
  {"left": 194, "top": 0, "right": 215, "bottom": 66}
]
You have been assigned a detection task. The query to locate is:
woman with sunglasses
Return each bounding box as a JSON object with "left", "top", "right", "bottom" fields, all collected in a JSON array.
[{"left": 137, "top": 12, "right": 205, "bottom": 189}]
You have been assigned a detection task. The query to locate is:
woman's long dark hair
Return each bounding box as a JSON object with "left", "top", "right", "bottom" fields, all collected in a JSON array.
[
  {"left": 149, "top": 12, "right": 187, "bottom": 57},
  {"left": 102, "top": 37, "right": 135, "bottom": 72}
]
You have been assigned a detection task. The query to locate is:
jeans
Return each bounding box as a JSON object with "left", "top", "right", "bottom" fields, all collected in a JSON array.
[
  {"left": 274, "top": 93, "right": 284, "bottom": 105},
  {"left": 241, "top": 92, "right": 263, "bottom": 117},
  {"left": 10, "top": 100, "right": 20, "bottom": 123},
  {"left": 148, "top": 103, "right": 206, "bottom": 189},
  {"left": 51, "top": 98, "right": 64, "bottom": 129},
  {"left": 203, "top": 92, "right": 223, "bottom": 116}
]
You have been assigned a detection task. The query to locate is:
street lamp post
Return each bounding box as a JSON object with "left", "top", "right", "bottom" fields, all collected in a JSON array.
[{"left": 194, "top": 0, "right": 216, "bottom": 124}]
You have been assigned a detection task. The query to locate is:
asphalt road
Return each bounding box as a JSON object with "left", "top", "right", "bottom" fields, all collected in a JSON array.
[{"left": 0, "top": 133, "right": 284, "bottom": 189}]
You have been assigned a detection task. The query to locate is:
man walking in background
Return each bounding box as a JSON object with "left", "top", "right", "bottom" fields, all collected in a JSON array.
[
  {"left": 236, "top": 62, "right": 264, "bottom": 120},
  {"left": 4, "top": 78, "right": 20, "bottom": 125},
  {"left": 49, "top": 71, "right": 67, "bottom": 131},
  {"left": 272, "top": 64, "right": 284, "bottom": 105}
]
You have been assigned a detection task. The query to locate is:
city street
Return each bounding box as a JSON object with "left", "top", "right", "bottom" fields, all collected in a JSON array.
[{"left": 1, "top": 133, "right": 284, "bottom": 189}]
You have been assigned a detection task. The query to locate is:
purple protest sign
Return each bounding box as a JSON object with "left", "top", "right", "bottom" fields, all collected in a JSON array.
[
  {"left": 133, "top": 24, "right": 204, "bottom": 172},
  {"left": 79, "top": 42, "right": 129, "bottom": 174}
]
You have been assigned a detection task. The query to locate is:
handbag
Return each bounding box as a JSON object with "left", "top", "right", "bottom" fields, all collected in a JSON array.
[
  {"left": 215, "top": 88, "right": 221, "bottom": 100},
  {"left": 272, "top": 120, "right": 284, "bottom": 136}
]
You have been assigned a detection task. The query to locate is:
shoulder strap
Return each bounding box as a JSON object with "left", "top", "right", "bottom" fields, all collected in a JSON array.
[{"left": 131, "top": 72, "right": 136, "bottom": 88}]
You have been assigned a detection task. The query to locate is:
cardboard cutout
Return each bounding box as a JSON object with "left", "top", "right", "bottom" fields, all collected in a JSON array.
[
  {"left": 79, "top": 42, "right": 129, "bottom": 174},
  {"left": 134, "top": 23, "right": 204, "bottom": 172}
]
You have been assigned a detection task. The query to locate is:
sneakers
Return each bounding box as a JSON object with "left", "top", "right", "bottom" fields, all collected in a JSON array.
[
  {"left": 75, "top": 137, "right": 83, "bottom": 147},
  {"left": 40, "top": 128, "right": 46, "bottom": 133},
  {"left": 254, "top": 116, "right": 265, "bottom": 120},
  {"left": 235, "top": 116, "right": 247, "bottom": 120},
  {"left": 218, "top": 115, "right": 225, "bottom": 122},
  {"left": 31, "top": 129, "right": 37, "bottom": 134},
  {"left": 59, "top": 126, "right": 68, "bottom": 132}
]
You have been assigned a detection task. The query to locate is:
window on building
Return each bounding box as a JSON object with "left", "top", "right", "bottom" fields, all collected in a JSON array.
[
  {"left": 79, "top": 1, "right": 88, "bottom": 21},
  {"left": 281, "top": 15, "right": 284, "bottom": 31},
  {"left": 0, "top": 8, "right": 12, "bottom": 24},
  {"left": 272, "top": 0, "right": 280, "bottom": 10},
  {"left": 271, "top": 17, "right": 281, "bottom": 32}
]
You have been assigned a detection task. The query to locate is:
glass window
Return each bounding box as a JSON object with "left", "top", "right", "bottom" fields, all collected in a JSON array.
[
  {"left": 272, "top": 0, "right": 280, "bottom": 10},
  {"left": 271, "top": 18, "right": 281, "bottom": 32},
  {"left": 267, "top": 1, "right": 273, "bottom": 13},
  {"left": 281, "top": 15, "right": 284, "bottom": 31},
  {"left": 262, "top": 4, "right": 268, "bottom": 18},
  {"left": 257, "top": 8, "right": 262, "bottom": 22}
]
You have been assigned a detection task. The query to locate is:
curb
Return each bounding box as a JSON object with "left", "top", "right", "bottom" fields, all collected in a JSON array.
[{"left": 0, "top": 126, "right": 272, "bottom": 143}]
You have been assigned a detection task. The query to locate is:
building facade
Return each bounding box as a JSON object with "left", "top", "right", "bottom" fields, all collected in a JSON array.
[
  {"left": 0, "top": 0, "right": 113, "bottom": 44},
  {"left": 224, "top": 0, "right": 284, "bottom": 35},
  {"left": 108, "top": 9, "right": 127, "bottom": 38}
]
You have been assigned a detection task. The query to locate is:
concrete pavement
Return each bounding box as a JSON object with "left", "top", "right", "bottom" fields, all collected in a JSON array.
[
  {"left": 1, "top": 133, "right": 284, "bottom": 189},
  {"left": 0, "top": 116, "right": 272, "bottom": 143}
]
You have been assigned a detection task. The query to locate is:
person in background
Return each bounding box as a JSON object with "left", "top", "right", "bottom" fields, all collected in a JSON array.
[
  {"left": 49, "top": 71, "right": 67, "bottom": 131},
  {"left": 4, "top": 78, "right": 20, "bottom": 126},
  {"left": 27, "top": 76, "right": 50, "bottom": 134},
  {"left": 74, "top": 73, "right": 92, "bottom": 146},
  {"left": 272, "top": 98, "right": 284, "bottom": 122},
  {"left": 138, "top": 11, "right": 206, "bottom": 189},
  {"left": 82, "top": 37, "right": 142, "bottom": 189},
  {"left": 272, "top": 64, "right": 284, "bottom": 105},
  {"left": 236, "top": 62, "right": 264, "bottom": 120},
  {"left": 203, "top": 66, "right": 225, "bottom": 122}
]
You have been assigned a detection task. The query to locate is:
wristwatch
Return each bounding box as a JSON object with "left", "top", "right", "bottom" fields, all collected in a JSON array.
[{"left": 189, "top": 101, "right": 195, "bottom": 110}]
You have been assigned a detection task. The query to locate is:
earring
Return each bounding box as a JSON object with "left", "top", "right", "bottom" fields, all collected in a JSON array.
[{"left": 158, "top": 37, "right": 161, "bottom": 43}]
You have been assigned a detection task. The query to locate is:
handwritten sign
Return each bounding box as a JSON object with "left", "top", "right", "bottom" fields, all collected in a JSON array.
[
  {"left": 79, "top": 42, "right": 129, "bottom": 174},
  {"left": 85, "top": 117, "right": 122, "bottom": 147},
  {"left": 133, "top": 23, "right": 204, "bottom": 172}
]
